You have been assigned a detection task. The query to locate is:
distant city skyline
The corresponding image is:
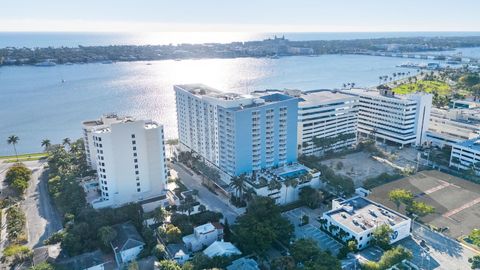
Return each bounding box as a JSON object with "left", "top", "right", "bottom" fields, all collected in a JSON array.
[{"left": 2, "top": 0, "right": 480, "bottom": 32}]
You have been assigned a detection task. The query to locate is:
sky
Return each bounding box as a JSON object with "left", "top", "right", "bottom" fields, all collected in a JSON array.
[{"left": 2, "top": 0, "right": 480, "bottom": 32}]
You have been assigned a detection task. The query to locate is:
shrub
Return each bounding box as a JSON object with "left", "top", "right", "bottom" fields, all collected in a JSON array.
[{"left": 3, "top": 245, "right": 32, "bottom": 263}]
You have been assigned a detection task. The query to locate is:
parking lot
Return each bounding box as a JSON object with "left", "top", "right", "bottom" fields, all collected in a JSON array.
[
  {"left": 369, "top": 170, "right": 480, "bottom": 238},
  {"left": 283, "top": 208, "right": 343, "bottom": 255}
]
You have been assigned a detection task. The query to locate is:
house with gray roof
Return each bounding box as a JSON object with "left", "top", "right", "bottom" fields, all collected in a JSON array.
[{"left": 110, "top": 222, "right": 146, "bottom": 266}]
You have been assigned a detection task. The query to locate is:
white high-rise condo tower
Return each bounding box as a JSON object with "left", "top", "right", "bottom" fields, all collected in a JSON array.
[{"left": 82, "top": 114, "right": 168, "bottom": 208}]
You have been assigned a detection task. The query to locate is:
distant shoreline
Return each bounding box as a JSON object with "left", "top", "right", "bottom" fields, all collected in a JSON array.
[{"left": 2, "top": 35, "right": 480, "bottom": 67}]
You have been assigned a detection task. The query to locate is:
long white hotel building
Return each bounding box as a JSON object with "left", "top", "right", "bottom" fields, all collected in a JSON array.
[
  {"left": 82, "top": 115, "right": 168, "bottom": 208},
  {"left": 297, "top": 90, "right": 359, "bottom": 155},
  {"left": 253, "top": 89, "right": 359, "bottom": 156},
  {"left": 427, "top": 107, "right": 480, "bottom": 147},
  {"left": 174, "top": 84, "right": 299, "bottom": 176},
  {"left": 344, "top": 88, "right": 432, "bottom": 147}
]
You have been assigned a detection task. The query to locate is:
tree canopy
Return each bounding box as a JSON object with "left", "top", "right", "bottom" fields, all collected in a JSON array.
[
  {"left": 372, "top": 224, "right": 394, "bottom": 250},
  {"left": 290, "top": 238, "right": 341, "bottom": 270},
  {"left": 232, "top": 196, "right": 293, "bottom": 254},
  {"left": 388, "top": 189, "right": 413, "bottom": 210},
  {"left": 299, "top": 186, "right": 322, "bottom": 209}
]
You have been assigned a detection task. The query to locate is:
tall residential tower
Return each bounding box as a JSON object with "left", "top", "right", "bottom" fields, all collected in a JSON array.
[
  {"left": 174, "top": 84, "right": 299, "bottom": 176},
  {"left": 82, "top": 115, "right": 168, "bottom": 208}
]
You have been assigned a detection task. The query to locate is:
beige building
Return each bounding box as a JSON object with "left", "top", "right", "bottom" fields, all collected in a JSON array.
[{"left": 427, "top": 108, "right": 480, "bottom": 147}]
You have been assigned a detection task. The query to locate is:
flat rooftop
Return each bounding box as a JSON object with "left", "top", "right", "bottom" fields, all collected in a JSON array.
[
  {"left": 176, "top": 84, "right": 297, "bottom": 110},
  {"left": 325, "top": 196, "right": 409, "bottom": 234},
  {"left": 175, "top": 83, "right": 252, "bottom": 101},
  {"left": 343, "top": 88, "right": 414, "bottom": 101},
  {"left": 91, "top": 119, "right": 159, "bottom": 134},
  {"left": 299, "top": 90, "right": 357, "bottom": 106}
]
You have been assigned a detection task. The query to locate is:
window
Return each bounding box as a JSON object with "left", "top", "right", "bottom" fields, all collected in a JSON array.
[
  {"left": 133, "top": 146, "right": 136, "bottom": 151},
  {"left": 131, "top": 134, "right": 135, "bottom": 138},
  {"left": 137, "top": 183, "right": 140, "bottom": 186},
  {"left": 132, "top": 140, "right": 136, "bottom": 145},
  {"left": 133, "top": 153, "right": 137, "bottom": 157},
  {"left": 135, "top": 165, "right": 138, "bottom": 169},
  {"left": 135, "top": 171, "right": 139, "bottom": 175},
  {"left": 137, "top": 188, "right": 141, "bottom": 192},
  {"left": 134, "top": 159, "right": 138, "bottom": 163}
]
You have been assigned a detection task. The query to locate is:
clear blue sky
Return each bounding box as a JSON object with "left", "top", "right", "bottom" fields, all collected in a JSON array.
[{"left": 2, "top": 0, "right": 480, "bottom": 32}]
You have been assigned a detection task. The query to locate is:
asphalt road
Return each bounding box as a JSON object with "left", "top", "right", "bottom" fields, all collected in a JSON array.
[
  {"left": 18, "top": 160, "right": 63, "bottom": 248},
  {"left": 169, "top": 162, "right": 243, "bottom": 224}
]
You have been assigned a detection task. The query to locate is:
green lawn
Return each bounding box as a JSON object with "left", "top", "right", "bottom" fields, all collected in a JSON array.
[
  {"left": 0, "top": 152, "right": 48, "bottom": 163},
  {"left": 393, "top": 80, "right": 451, "bottom": 95}
]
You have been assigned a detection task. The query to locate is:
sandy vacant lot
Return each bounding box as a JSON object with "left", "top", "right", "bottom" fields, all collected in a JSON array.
[{"left": 320, "top": 151, "right": 396, "bottom": 187}]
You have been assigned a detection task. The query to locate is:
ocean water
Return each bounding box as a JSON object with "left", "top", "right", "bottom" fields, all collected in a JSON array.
[
  {"left": 0, "top": 54, "right": 432, "bottom": 155},
  {"left": 1, "top": 31, "right": 480, "bottom": 48}
]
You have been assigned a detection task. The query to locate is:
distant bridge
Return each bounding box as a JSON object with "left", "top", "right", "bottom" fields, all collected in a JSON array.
[{"left": 352, "top": 51, "right": 479, "bottom": 64}]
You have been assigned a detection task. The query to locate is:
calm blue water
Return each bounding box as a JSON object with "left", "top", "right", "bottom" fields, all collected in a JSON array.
[
  {"left": 0, "top": 54, "right": 433, "bottom": 155},
  {"left": 2, "top": 31, "right": 480, "bottom": 48}
]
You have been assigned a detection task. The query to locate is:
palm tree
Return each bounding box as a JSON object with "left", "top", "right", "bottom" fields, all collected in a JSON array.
[
  {"left": 229, "top": 174, "right": 247, "bottom": 200},
  {"left": 7, "top": 135, "right": 20, "bottom": 161},
  {"left": 41, "top": 139, "right": 51, "bottom": 152},
  {"left": 62, "top": 137, "right": 71, "bottom": 146}
]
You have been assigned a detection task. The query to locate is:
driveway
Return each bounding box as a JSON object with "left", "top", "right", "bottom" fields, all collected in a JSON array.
[
  {"left": 169, "top": 162, "right": 243, "bottom": 224},
  {"left": 20, "top": 160, "right": 63, "bottom": 248},
  {"left": 283, "top": 208, "right": 343, "bottom": 255}
]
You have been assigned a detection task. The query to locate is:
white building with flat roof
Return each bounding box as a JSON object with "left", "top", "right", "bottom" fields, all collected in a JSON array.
[
  {"left": 84, "top": 115, "right": 168, "bottom": 208},
  {"left": 450, "top": 137, "right": 480, "bottom": 175},
  {"left": 296, "top": 90, "right": 359, "bottom": 155},
  {"left": 83, "top": 114, "right": 127, "bottom": 170},
  {"left": 182, "top": 222, "right": 223, "bottom": 252},
  {"left": 321, "top": 196, "right": 411, "bottom": 250},
  {"left": 343, "top": 88, "right": 432, "bottom": 147},
  {"left": 427, "top": 108, "right": 480, "bottom": 147}
]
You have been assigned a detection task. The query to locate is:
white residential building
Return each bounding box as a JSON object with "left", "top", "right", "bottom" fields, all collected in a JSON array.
[
  {"left": 296, "top": 90, "right": 359, "bottom": 155},
  {"left": 450, "top": 137, "right": 480, "bottom": 175},
  {"left": 182, "top": 222, "right": 223, "bottom": 252},
  {"left": 84, "top": 115, "right": 168, "bottom": 208},
  {"left": 174, "top": 84, "right": 298, "bottom": 176},
  {"left": 321, "top": 196, "right": 411, "bottom": 250},
  {"left": 344, "top": 88, "right": 432, "bottom": 147},
  {"left": 427, "top": 108, "right": 480, "bottom": 147},
  {"left": 83, "top": 114, "right": 126, "bottom": 170}
]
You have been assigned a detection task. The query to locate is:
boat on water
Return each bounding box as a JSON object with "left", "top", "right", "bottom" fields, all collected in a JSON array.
[
  {"left": 35, "top": 61, "right": 56, "bottom": 67},
  {"left": 101, "top": 60, "right": 113, "bottom": 64}
]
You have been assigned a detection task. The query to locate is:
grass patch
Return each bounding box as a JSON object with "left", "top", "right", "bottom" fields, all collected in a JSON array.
[
  {"left": 393, "top": 80, "right": 451, "bottom": 95},
  {"left": 0, "top": 152, "right": 48, "bottom": 163}
]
